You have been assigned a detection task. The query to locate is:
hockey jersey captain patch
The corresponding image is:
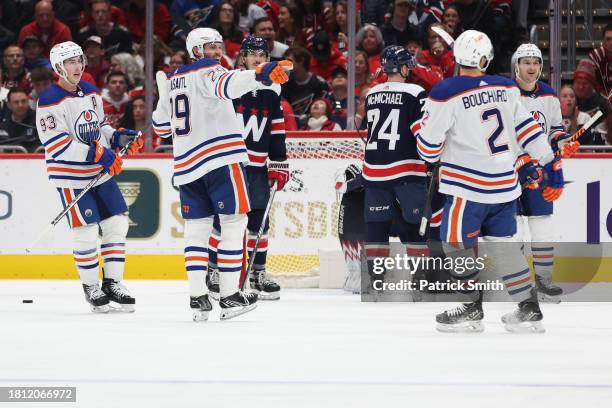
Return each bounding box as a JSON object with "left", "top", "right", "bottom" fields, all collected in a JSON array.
[{"left": 74, "top": 109, "right": 101, "bottom": 144}]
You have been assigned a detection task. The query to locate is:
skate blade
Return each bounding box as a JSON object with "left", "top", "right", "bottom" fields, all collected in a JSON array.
[
  {"left": 220, "top": 303, "right": 257, "bottom": 321},
  {"left": 436, "top": 321, "right": 484, "bottom": 333},
  {"left": 252, "top": 290, "right": 280, "bottom": 301},
  {"left": 538, "top": 292, "right": 561, "bottom": 304},
  {"left": 90, "top": 304, "right": 110, "bottom": 313},
  {"left": 208, "top": 292, "right": 220, "bottom": 302},
  {"left": 192, "top": 310, "right": 210, "bottom": 322},
  {"left": 109, "top": 302, "right": 135, "bottom": 313},
  {"left": 504, "top": 321, "right": 545, "bottom": 333}
]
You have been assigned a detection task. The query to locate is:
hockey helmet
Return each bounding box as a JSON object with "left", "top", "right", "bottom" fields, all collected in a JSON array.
[
  {"left": 380, "top": 45, "right": 415, "bottom": 74},
  {"left": 240, "top": 35, "right": 269, "bottom": 57},
  {"left": 186, "top": 27, "right": 223, "bottom": 60},
  {"left": 511, "top": 43, "right": 543, "bottom": 82},
  {"left": 50, "top": 41, "right": 87, "bottom": 83},
  {"left": 453, "top": 30, "right": 493, "bottom": 72}
]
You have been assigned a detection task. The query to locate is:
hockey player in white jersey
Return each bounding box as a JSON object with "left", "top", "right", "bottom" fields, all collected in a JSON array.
[
  {"left": 511, "top": 43, "right": 572, "bottom": 302},
  {"left": 413, "top": 31, "right": 565, "bottom": 333},
  {"left": 152, "top": 28, "right": 291, "bottom": 321},
  {"left": 37, "top": 41, "right": 143, "bottom": 313}
]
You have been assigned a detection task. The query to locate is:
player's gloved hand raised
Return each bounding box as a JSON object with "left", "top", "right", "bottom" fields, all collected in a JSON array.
[
  {"left": 111, "top": 128, "right": 140, "bottom": 153},
  {"left": 515, "top": 153, "right": 542, "bottom": 190},
  {"left": 541, "top": 157, "right": 564, "bottom": 201},
  {"left": 268, "top": 161, "right": 290, "bottom": 191},
  {"left": 87, "top": 140, "right": 123, "bottom": 176},
  {"left": 255, "top": 60, "right": 293, "bottom": 85},
  {"left": 550, "top": 132, "right": 573, "bottom": 155},
  {"left": 560, "top": 140, "right": 580, "bottom": 158}
]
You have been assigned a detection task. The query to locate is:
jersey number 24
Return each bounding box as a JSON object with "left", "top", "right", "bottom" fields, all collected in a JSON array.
[{"left": 366, "top": 108, "right": 400, "bottom": 150}]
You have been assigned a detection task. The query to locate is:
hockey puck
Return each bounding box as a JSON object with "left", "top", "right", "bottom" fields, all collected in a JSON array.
[{"left": 22, "top": 299, "right": 33, "bottom": 304}]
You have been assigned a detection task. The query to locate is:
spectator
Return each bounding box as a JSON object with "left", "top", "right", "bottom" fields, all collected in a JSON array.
[
  {"left": 171, "top": 0, "right": 221, "bottom": 30},
  {"left": 277, "top": 3, "right": 305, "bottom": 47},
  {"left": 281, "top": 98, "right": 298, "bottom": 131},
  {"left": 0, "top": 70, "right": 8, "bottom": 119},
  {"left": 17, "top": 0, "right": 72, "bottom": 56},
  {"left": 76, "top": 0, "right": 133, "bottom": 57},
  {"left": 2, "top": 46, "right": 32, "bottom": 94},
  {"left": 135, "top": 35, "right": 173, "bottom": 74},
  {"left": 573, "top": 59, "right": 611, "bottom": 145},
  {"left": 330, "top": 0, "right": 358, "bottom": 54},
  {"left": 354, "top": 49, "right": 372, "bottom": 97},
  {"left": 404, "top": 37, "right": 422, "bottom": 57},
  {"left": 83, "top": 36, "right": 111, "bottom": 89},
  {"left": 309, "top": 30, "right": 347, "bottom": 81},
  {"left": 118, "top": 95, "right": 152, "bottom": 144},
  {"left": 110, "top": 52, "right": 145, "bottom": 89},
  {"left": 302, "top": 97, "right": 341, "bottom": 131},
  {"left": 170, "top": 50, "right": 190, "bottom": 72},
  {"left": 80, "top": 0, "right": 126, "bottom": 30},
  {"left": 0, "top": 88, "right": 40, "bottom": 152},
  {"left": 123, "top": 0, "right": 172, "bottom": 44},
  {"left": 326, "top": 66, "right": 357, "bottom": 130},
  {"left": 355, "top": 84, "right": 371, "bottom": 130},
  {"left": 281, "top": 46, "right": 329, "bottom": 127},
  {"left": 442, "top": 5, "right": 463, "bottom": 38},
  {"left": 102, "top": 71, "right": 130, "bottom": 128},
  {"left": 29, "top": 67, "right": 53, "bottom": 108},
  {"left": 256, "top": 0, "right": 280, "bottom": 29},
  {"left": 22, "top": 36, "right": 52, "bottom": 71},
  {"left": 253, "top": 17, "right": 288, "bottom": 61},
  {"left": 212, "top": 1, "right": 245, "bottom": 61},
  {"left": 233, "top": 0, "right": 267, "bottom": 33},
  {"left": 418, "top": 23, "right": 455, "bottom": 78},
  {"left": 408, "top": 0, "right": 444, "bottom": 41},
  {"left": 559, "top": 84, "right": 593, "bottom": 140},
  {"left": 357, "top": 24, "right": 384, "bottom": 77},
  {"left": 360, "top": 0, "right": 387, "bottom": 27},
  {"left": 588, "top": 23, "right": 612, "bottom": 106},
  {"left": 381, "top": 0, "right": 420, "bottom": 48}
]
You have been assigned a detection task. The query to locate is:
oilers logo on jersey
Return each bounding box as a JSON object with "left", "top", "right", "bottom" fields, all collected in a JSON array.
[
  {"left": 531, "top": 110, "right": 547, "bottom": 133},
  {"left": 74, "top": 109, "right": 101, "bottom": 144}
]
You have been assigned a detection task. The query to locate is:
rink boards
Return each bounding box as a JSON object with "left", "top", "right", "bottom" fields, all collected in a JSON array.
[{"left": 0, "top": 154, "right": 611, "bottom": 281}]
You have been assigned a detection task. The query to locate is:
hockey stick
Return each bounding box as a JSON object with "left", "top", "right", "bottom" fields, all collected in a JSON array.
[
  {"left": 25, "top": 132, "right": 142, "bottom": 253},
  {"left": 419, "top": 163, "right": 439, "bottom": 237},
  {"left": 241, "top": 180, "right": 278, "bottom": 290},
  {"left": 562, "top": 110, "right": 603, "bottom": 151}
]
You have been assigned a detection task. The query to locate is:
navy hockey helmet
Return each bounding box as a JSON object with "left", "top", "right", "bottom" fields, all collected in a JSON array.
[
  {"left": 240, "top": 35, "right": 269, "bottom": 57},
  {"left": 380, "top": 45, "right": 415, "bottom": 74}
]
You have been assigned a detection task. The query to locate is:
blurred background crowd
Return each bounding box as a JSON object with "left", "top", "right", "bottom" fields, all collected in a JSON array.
[{"left": 0, "top": 0, "right": 610, "bottom": 152}]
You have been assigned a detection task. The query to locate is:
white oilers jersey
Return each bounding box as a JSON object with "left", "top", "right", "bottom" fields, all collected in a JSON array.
[
  {"left": 152, "top": 58, "right": 261, "bottom": 186},
  {"left": 516, "top": 80, "right": 566, "bottom": 143},
  {"left": 413, "top": 75, "right": 555, "bottom": 204},
  {"left": 36, "top": 81, "right": 115, "bottom": 188}
]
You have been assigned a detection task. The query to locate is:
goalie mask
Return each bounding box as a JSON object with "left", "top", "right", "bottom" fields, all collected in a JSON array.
[{"left": 50, "top": 41, "right": 87, "bottom": 85}]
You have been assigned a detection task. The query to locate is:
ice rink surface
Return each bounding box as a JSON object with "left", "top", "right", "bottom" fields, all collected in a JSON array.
[{"left": 1, "top": 280, "right": 611, "bottom": 408}]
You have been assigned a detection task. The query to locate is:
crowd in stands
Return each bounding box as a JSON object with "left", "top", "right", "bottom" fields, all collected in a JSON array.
[{"left": 0, "top": 0, "right": 610, "bottom": 152}]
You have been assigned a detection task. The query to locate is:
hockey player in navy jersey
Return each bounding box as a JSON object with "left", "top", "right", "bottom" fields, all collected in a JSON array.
[
  {"left": 361, "top": 46, "right": 430, "bottom": 289},
  {"left": 206, "top": 36, "right": 288, "bottom": 300},
  {"left": 512, "top": 43, "right": 572, "bottom": 302},
  {"left": 152, "top": 28, "right": 291, "bottom": 321},
  {"left": 414, "top": 30, "right": 565, "bottom": 333},
  {"left": 37, "top": 41, "right": 143, "bottom": 313}
]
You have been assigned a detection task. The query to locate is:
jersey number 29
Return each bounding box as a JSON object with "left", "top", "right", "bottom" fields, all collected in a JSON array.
[
  {"left": 171, "top": 94, "right": 191, "bottom": 136},
  {"left": 366, "top": 108, "right": 400, "bottom": 150}
]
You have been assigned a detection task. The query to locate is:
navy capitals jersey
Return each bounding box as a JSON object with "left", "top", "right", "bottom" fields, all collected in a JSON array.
[
  {"left": 363, "top": 81, "right": 427, "bottom": 186},
  {"left": 233, "top": 83, "right": 287, "bottom": 167}
]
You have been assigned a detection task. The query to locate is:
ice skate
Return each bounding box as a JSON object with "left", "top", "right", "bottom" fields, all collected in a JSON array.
[
  {"left": 206, "top": 267, "right": 220, "bottom": 301},
  {"left": 101, "top": 278, "right": 135, "bottom": 312},
  {"left": 190, "top": 294, "right": 213, "bottom": 322},
  {"left": 502, "top": 297, "right": 545, "bottom": 333},
  {"left": 436, "top": 302, "right": 484, "bottom": 333},
  {"left": 82, "top": 283, "right": 110, "bottom": 313},
  {"left": 535, "top": 275, "right": 562, "bottom": 303},
  {"left": 219, "top": 291, "right": 258, "bottom": 320},
  {"left": 250, "top": 269, "right": 280, "bottom": 300}
]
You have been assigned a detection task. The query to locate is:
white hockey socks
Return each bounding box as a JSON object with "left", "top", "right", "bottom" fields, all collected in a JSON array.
[
  {"left": 184, "top": 218, "right": 213, "bottom": 297},
  {"left": 72, "top": 224, "right": 99, "bottom": 285},
  {"left": 99, "top": 215, "right": 129, "bottom": 282},
  {"left": 528, "top": 216, "right": 555, "bottom": 281},
  {"left": 218, "top": 214, "right": 248, "bottom": 298}
]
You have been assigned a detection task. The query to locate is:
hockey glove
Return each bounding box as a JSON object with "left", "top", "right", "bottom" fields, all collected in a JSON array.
[
  {"left": 111, "top": 128, "right": 139, "bottom": 150},
  {"left": 550, "top": 132, "right": 573, "bottom": 155},
  {"left": 515, "top": 153, "right": 542, "bottom": 190},
  {"left": 255, "top": 60, "right": 293, "bottom": 85},
  {"left": 87, "top": 140, "right": 123, "bottom": 176},
  {"left": 541, "top": 157, "right": 564, "bottom": 202},
  {"left": 268, "top": 161, "right": 290, "bottom": 191},
  {"left": 560, "top": 140, "right": 580, "bottom": 158}
]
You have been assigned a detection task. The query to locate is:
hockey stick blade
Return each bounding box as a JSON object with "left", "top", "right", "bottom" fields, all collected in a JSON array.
[{"left": 431, "top": 26, "right": 455, "bottom": 49}]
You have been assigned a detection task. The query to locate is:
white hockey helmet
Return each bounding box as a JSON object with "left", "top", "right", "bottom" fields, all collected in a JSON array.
[
  {"left": 50, "top": 41, "right": 87, "bottom": 83},
  {"left": 186, "top": 28, "right": 223, "bottom": 60},
  {"left": 453, "top": 30, "right": 494, "bottom": 72},
  {"left": 511, "top": 43, "right": 543, "bottom": 82}
]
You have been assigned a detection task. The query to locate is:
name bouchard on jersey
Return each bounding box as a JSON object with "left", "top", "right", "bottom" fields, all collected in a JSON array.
[
  {"left": 367, "top": 92, "right": 403, "bottom": 106},
  {"left": 462, "top": 89, "right": 508, "bottom": 109},
  {"left": 170, "top": 76, "right": 187, "bottom": 91}
]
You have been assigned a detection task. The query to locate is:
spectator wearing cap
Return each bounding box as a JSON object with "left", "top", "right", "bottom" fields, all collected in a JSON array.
[
  {"left": 309, "top": 30, "right": 348, "bottom": 81},
  {"left": 211, "top": 1, "right": 245, "bottom": 61},
  {"left": 418, "top": 23, "right": 455, "bottom": 78},
  {"left": 0, "top": 88, "right": 39, "bottom": 152},
  {"left": 326, "top": 66, "right": 358, "bottom": 130},
  {"left": 102, "top": 71, "right": 130, "bottom": 128},
  {"left": 381, "top": 0, "right": 420, "bottom": 48},
  {"left": 17, "top": 0, "right": 72, "bottom": 56},
  {"left": 83, "top": 36, "right": 111, "bottom": 89},
  {"left": 588, "top": 23, "right": 612, "bottom": 106},
  {"left": 29, "top": 67, "right": 53, "bottom": 108},
  {"left": 573, "top": 59, "right": 611, "bottom": 145},
  {"left": 123, "top": 0, "right": 171, "bottom": 44},
  {"left": 2, "top": 46, "right": 32, "bottom": 94},
  {"left": 254, "top": 17, "right": 288, "bottom": 62},
  {"left": 281, "top": 46, "right": 329, "bottom": 128},
  {"left": 76, "top": 0, "right": 133, "bottom": 57},
  {"left": 22, "top": 36, "right": 52, "bottom": 71},
  {"left": 171, "top": 0, "right": 221, "bottom": 30},
  {"left": 302, "top": 97, "right": 341, "bottom": 131},
  {"left": 357, "top": 24, "right": 385, "bottom": 78}
]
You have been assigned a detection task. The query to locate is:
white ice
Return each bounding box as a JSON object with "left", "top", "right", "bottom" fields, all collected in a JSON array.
[{"left": 1, "top": 281, "right": 611, "bottom": 408}]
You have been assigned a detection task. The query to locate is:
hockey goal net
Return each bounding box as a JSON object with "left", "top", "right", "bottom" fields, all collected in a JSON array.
[{"left": 265, "top": 131, "right": 364, "bottom": 276}]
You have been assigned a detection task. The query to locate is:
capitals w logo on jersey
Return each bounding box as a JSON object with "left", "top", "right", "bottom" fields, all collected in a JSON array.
[
  {"left": 74, "top": 109, "right": 101, "bottom": 144},
  {"left": 240, "top": 112, "right": 268, "bottom": 143},
  {"left": 531, "top": 110, "right": 547, "bottom": 134}
]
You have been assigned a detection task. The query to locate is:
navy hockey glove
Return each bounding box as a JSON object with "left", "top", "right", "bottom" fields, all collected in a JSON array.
[
  {"left": 515, "top": 154, "right": 542, "bottom": 190},
  {"left": 111, "top": 128, "right": 139, "bottom": 150}
]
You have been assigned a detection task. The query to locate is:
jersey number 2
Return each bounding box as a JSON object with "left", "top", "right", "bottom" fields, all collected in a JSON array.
[
  {"left": 171, "top": 94, "right": 191, "bottom": 136},
  {"left": 482, "top": 108, "right": 509, "bottom": 154},
  {"left": 366, "top": 108, "right": 400, "bottom": 150}
]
